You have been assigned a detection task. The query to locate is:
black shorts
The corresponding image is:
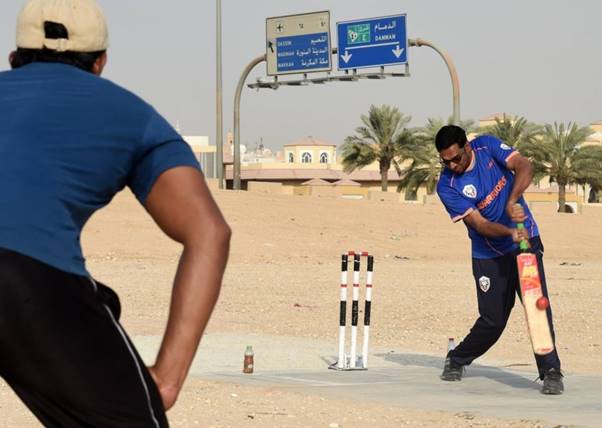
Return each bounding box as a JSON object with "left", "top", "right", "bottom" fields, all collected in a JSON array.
[{"left": 0, "top": 248, "right": 168, "bottom": 427}]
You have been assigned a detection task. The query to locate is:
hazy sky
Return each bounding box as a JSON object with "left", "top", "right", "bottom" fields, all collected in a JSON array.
[{"left": 1, "top": 1, "right": 600, "bottom": 151}]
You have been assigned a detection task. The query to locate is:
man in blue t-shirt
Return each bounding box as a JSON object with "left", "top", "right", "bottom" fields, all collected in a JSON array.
[
  {"left": 0, "top": 1, "right": 231, "bottom": 426},
  {"left": 435, "top": 125, "right": 563, "bottom": 395}
]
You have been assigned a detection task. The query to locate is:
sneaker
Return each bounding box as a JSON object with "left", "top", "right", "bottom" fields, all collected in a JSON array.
[
  {"left": 440, "top": 357, "right": 464, "bottom": 381},
  {"left": 541, "top": 368, "right": 564, "bottom": 395}
]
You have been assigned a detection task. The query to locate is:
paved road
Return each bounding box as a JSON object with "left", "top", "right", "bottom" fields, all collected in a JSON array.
[{"left": 134, "top": 333, "right": 602, "bottom": 428}]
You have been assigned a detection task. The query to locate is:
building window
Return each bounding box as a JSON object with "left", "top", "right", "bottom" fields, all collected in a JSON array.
[
  {"left": 288, "top": 152, "right": 294, "bottom": 163},
  {"left": 301, "top": 152, "right": 312, "bottom": 163},
  {"left": 319, "top": 152, "right": 328, "bottom": 164}
]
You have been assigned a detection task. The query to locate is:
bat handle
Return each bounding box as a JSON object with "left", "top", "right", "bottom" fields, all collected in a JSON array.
[
  {"left": 517, "top": 223, "right": 529, "bottom": 251},
  {"left": 514, "top": 203, "right": 529, "bottom": 251}
]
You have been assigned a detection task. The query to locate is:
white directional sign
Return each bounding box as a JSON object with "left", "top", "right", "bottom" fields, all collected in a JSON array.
[{"left": 266, "top": 11, "right": 332, "bottom": 76}]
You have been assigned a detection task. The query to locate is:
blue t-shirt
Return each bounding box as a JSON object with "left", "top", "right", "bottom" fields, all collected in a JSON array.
[
  {"left": 436, "top": 135, "right": 539, "bottom": 259},
  {"left": 0, "top": 63, "right": 200, "bottom": 276}
]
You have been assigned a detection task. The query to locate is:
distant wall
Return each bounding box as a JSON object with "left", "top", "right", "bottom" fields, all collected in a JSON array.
[
  {"left": 310, "top": 186, "right": 337, "bottom": 198},
  {"left": 247, "top": 181, "right": 283, "bottom": 195},
  {"left": 335, "top": 186, "right": 368, "bottom": 199},
  {"left": 281, "top": 185, "right": 295, "bottom": 195},
  {"left": 293, "top": 186, "right": 310, "bottom": 196},
  {"left": 293, "top": 186, "right": 338, "bottom": 197}
]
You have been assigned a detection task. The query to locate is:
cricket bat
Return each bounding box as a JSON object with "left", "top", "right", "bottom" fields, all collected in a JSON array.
[{"left": 516, "top": 221, "right": 554, "bottom": 355}]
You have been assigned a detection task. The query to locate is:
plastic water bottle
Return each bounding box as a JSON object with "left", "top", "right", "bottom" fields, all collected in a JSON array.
[
  {"left": 447, "top": 337, "right": 456, "bottom": 352},
  {"left": 243, "top": 345, "right": 254, "bottom": 374}
]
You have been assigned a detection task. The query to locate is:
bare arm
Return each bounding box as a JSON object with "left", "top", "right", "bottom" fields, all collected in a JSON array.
[
  {"left": 144, "top": 167, "right": 231, "bottom": 410},
  {"left": 505, "top": 153, "right": 534, "bottom": 221},
  {"left": 463, "top": 209, "right": 525, "bottom": 243}
]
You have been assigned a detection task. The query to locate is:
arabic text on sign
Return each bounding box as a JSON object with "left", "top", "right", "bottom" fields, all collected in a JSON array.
[{"left": 374, "top": 21, "right": 397, "bottom": 31}]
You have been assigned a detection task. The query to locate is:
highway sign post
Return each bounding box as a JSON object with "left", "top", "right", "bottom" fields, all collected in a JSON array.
[
  {"left": 266, "top": 11, "right": 332, "bottom": 76},
  {"left": 233, "top": 11, "right": 460, "bottom": 191},
  {"left": 337, "top": 14, "right": 407, "bottom": 70}
]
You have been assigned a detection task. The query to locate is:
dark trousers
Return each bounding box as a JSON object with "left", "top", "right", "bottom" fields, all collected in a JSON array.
[
  {"left": 449, "top": 236, "right": 561, "bottom": 378},
  {"left": 0, "top": 248, "right": 169, "bottom": 427}
]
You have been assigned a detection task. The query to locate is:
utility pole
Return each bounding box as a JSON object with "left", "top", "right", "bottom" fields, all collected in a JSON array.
[{"left": 216, "top": 0, "right": 224, "bottom": 188}]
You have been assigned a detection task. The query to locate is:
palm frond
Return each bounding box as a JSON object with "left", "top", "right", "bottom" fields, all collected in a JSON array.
[
  {"left": 521, "top": 122, "right": 596, "bottom": 209},
  {"left": 478, "top": 114, "right": 542, "bottom": 149},
  {"left": 341, "top": 105, "right": 415, "bottom": 190}
]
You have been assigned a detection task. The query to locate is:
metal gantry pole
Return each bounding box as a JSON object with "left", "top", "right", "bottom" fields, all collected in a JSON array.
[
  {"left": 215, "top": 0, "right": 224, "bottom": 188},
  {"left": 409, "top": 38, "right": 461, "bottom": 124},
  {"left": 233, "top": 54, "right": 266, "bottom": 190},
  {"left": 232, "top": 44, "right": 458, "bottom": 189}
]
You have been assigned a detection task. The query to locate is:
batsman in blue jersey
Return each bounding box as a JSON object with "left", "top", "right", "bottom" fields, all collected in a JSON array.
[{"left": 435, "top": 125, "right": 563, "bottom": 395}]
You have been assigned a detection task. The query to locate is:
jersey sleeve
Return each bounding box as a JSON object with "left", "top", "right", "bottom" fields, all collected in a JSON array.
[
  {"left": 436, "top": 180, "right": 476, "bottom": 223},
  {"left": 127, "top": 110, "right": 201, "bottom": 204},
  {"left": 481, "top": 135, "right": 518, "bottom": 165}
]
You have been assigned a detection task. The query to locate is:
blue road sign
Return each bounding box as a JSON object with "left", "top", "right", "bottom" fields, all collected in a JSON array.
[
  {"left": 337, "top": 14, "right": 407, "bottom": 70},
  {"left": 270, "top": 32, "right": 330, "bottom": 74}
]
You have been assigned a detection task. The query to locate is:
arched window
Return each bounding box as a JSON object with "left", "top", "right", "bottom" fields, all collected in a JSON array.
[
  {"left": 301, "top": 152, "right": 312, "bottom": 163},
  {"left": 319, "top": 152, "right": 328, "bottom": 164},
  {"left": 288, "top": 152, "right": 294, "bottom": 163}
]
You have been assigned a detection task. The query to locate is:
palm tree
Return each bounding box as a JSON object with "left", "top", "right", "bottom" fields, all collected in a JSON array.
[
  {"left": 573, "top": 145, "right": 602, "bottom": 203},
  {"left": 396, "top": 117, "right": 477, "bottom": 200},
  {"left": 341, "top": 105, "right": 413, "bottom": 191},
  {"left": 520, "top": 122, "right": 599, "bottom": 212},
  {"left": 479, "top": 114, "right": 542, "bottom": 149}
]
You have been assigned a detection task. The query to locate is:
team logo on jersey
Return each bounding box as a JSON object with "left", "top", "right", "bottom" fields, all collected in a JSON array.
[
  {"left": 462, "top": 184, "right": 477, "bottom": 199},
  {"left": 500, "top": 143, "right": 512, "bottom": 150},
  {"left": 479, "top": 276, "right": 491, "bottom": 293}
]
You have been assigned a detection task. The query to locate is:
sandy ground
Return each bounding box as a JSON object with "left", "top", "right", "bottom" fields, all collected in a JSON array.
[{"left": 1, "top": 187, "right": 601, "bottom": 427}]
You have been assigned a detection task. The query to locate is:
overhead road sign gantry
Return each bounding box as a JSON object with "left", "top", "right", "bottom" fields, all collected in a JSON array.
[
  {"left": 266, "top": 11, "right": 332, "bottom": 76},
  {"left": 337, "top": 14, "right": 407, "bottom": 70}
]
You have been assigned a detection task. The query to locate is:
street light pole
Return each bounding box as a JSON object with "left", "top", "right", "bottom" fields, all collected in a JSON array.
[
  {"left": 233, "top": 54, "right": 266, "bottom": 190},
  {"left": 216, "top": 0, "right": 224, "bottom": 188},
  {"left": 409, "top": 38, "right": 460, "bottom": 125}
]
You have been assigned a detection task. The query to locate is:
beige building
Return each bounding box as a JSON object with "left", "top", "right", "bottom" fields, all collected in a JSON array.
[
  {"left": 225, "top": 136, "right": 407, "bottom": 199},
  {"left": 585, "top": 119, "right": 602, "bottom": 146},
  {"left": 478, "top": 112, "right": 516, "bottom": 129},
  {"left": 183, "top": 135, "right": 217, "bottom": 178},
  {"left": 283, "top": 137, "right": 337, "bottom": 165}
]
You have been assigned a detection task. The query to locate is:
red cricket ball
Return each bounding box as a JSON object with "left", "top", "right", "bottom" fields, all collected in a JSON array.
[{"left": 536, "top": 296, "right": 549, "bottom": 310}]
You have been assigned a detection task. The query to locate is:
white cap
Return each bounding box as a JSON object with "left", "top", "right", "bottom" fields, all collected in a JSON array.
[{"left": 16, "top": 0, "right": 108, "bottom": 53}]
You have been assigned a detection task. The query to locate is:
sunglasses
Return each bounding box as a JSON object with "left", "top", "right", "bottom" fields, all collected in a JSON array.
[{"left": 440, "top": 146, "right": 466, "bottom": 166}]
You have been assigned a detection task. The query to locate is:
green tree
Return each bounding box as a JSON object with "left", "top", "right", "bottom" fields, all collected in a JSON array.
[
  {"left": 520, "top": 122, "right": 599, "bottom": 212},
  {"left": 573, "top": 145, "right": 602, "bottom": 203},
  {"left": 396, "top": 117, "right": 477, "bottom": 200},
  {"left": 341, "top": 105, "right": 413, "bottom": 191},
  {"left": 479, "top": 114, "right": 542, "bottom": 149}
]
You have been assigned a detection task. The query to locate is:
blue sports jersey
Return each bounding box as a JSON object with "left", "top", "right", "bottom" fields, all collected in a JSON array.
[
  {"left": 0, "top": 62, "right": 200, "bottom": 276},
  {"left": 436, "top": 135, "right": 539, "bottom": 259}
]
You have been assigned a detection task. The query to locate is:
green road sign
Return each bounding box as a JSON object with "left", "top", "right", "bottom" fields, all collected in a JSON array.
[{"left": 347, "top": 24, "right": 370, "bottom": 45}]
